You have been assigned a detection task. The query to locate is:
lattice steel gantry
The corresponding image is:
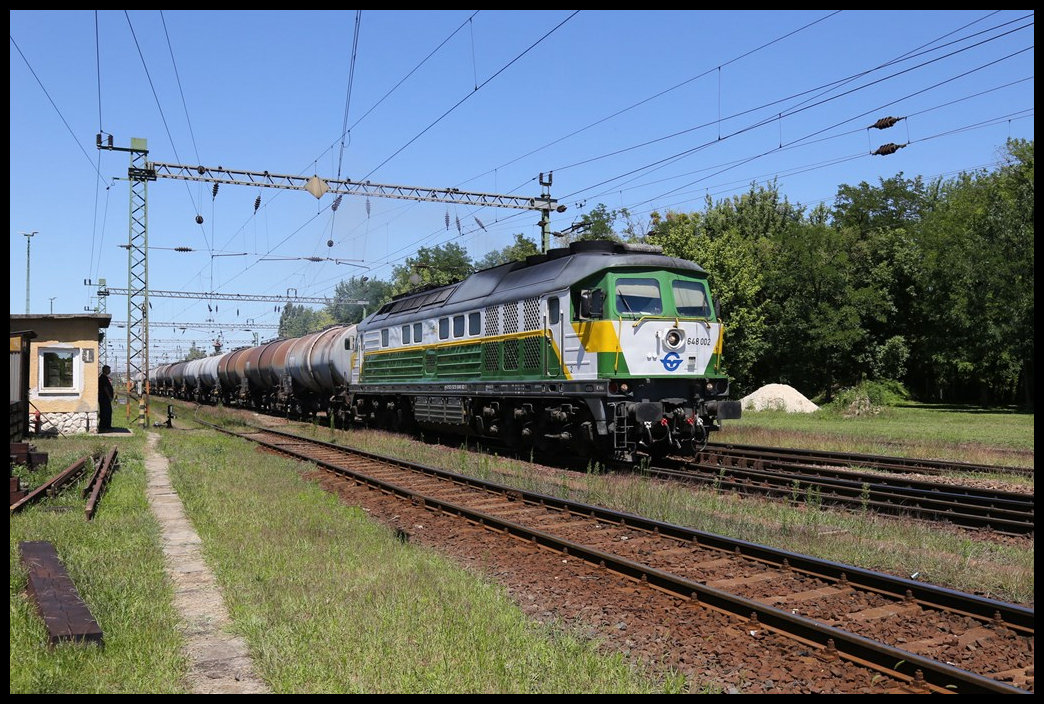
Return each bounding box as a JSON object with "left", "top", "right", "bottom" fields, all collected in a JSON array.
[
  {"left": 98, "top": 135, "right": 155, "bottom": 428},
  {"left": 99, "top": 135, "right": 567, "bottom": 430}
]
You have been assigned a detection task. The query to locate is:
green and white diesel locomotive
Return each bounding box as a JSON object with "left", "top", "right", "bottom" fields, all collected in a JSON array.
[{"left": 347, "top": 240, "right": 741, "bottom": 462}]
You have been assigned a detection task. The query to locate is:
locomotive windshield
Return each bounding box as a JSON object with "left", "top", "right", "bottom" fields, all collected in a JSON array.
[
  {"left": 608, "top": 275, "right": 712, "bottom": 319},
  {"left": 672, "top": 280, "right": 710, "bottom": 317},
  {"left": 615, "top": 278, "right": 662, "bottom": 316}
]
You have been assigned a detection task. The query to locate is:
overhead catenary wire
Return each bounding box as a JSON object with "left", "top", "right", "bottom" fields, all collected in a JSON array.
[
  {"left": 181, "top": 10, "right": 488, "bottom": 307},
  {"left": 363, "top": 11, "right": 1033, "bottom": 280},
  {"left": 121, "top": 10, "right": 210, "bottom": 254},
  {"left": 211, "top": 11, "right": 581, "bottom": 304},
  {"left": 358, "top": 20, "right": 1034, "bottom": 280},
  {"left": 19, "top": 11, "right": 1026, "bottom": 342}
]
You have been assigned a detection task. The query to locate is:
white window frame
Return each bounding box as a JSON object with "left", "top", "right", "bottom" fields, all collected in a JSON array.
[{"left": 38, "top": 345, "right": 83, "bottom": 396}]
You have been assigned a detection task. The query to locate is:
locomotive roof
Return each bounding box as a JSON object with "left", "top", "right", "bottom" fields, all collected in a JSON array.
[{"left": 365, "top": 240, "right": 706, "bottom": 327}]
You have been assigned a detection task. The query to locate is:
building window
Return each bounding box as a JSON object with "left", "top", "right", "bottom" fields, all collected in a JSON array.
[{"left": 39, "top": 347, "right": 81, "bottom": 392}]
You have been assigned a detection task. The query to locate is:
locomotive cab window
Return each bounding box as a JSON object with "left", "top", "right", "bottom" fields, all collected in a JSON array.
[
  {"left": 615, "top": 278, "right": 662, "bottom": 316},
  {"left": 468, "top": 311, "right": 480, "bottom": 336},
  {"left": 672, "top": 280, "right": 710, "bottom": 317},
  {"left": 548, "top": 296, "right": 560, "bottom": 325},
  {"left": 413, "top": 322, "right": 423, "bottom": 343},
  {"left": 439, "top": 318, "right": 449, "bottom": 340},
  {"left": 381, "top": 329, "right": 390, "bottom": 347},
  {"left": 402, "top": 325, "right": 411, "bottom": 344},
  {"left": 453, "top": 315, "right": 465, "bottom": 338}
]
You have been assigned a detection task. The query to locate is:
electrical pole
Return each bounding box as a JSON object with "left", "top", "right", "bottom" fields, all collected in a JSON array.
[
  {"left": 21, "top": 231, "right": 37, "bottom": 313},
  {"left": 97, "top": 135, "right": 153, "bottom": 429}
]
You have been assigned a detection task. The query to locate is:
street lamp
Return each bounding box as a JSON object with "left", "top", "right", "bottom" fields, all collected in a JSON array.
[
  {"left": 21, "top": 231, "right": 38, "bottom": 313},
  {"left": 49, "top": 297, "right": 56, "bottom": 314}
]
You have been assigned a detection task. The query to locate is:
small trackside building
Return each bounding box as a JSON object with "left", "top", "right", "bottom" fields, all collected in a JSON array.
[{"left": 8, "top": 314, "right": 112, "bottom": 436}]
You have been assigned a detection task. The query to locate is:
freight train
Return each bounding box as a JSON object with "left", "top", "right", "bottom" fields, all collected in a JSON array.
[{"left": 152, "top": 240, "right": 741, "bottom": 463}]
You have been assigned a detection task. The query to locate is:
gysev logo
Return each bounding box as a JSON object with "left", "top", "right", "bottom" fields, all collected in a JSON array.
[{"left": 661, "top": 351, "right": 683, "bottom": 372}]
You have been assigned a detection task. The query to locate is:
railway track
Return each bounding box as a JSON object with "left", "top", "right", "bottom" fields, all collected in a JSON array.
[
  {"left": 205, "top": 420, "right": 1033, "bottom": 694},
  {"left": 653, "top": 454, "right": 1034, "bottom": 535},
  {"left": 700, "top": 441, "right": 1034, "bottom": 478},
  {"left": 178, "top": 399, "right": 1033, "bottom": 535}
]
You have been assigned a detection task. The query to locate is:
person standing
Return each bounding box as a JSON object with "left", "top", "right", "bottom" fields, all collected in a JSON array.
[{"left": 98, "top": 364, "right": 115, "bottom": 432}]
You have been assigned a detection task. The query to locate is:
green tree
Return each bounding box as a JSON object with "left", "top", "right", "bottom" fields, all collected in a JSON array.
[
  {"left": 648, "top": 183, "right": 803, "bottom": 397},
  {"left": 833, "top": 173, "right": 936, "bottom": 234},
  {"left": 474, "top": 234, "right": 540, "bottom": 270},
  {"left": 327, "top": 276, "right": 393, "bottom": 324},
  {"left": 390, "top": 242, "right": 474, "bottom": 295},
  {"left": 911, "top": 139, "right": 1033, "bottom": 405},
  {"left": 182, "top": 344, "right": 207, "bottom": 362},
  {"left": 762, "top": 221, "right": 865, "bottom": 400},
  {"left": 551, "top": 204, "right": 628, "bottom": 245},
  {"left": 278, "top": 303, "right": 333, "bottom": 338},
  {"left": 832, "top": 174, "right": 936, "bottom": 389},
  {"left": 993, "top": 139, "right": 1034, "bottom": 408}
]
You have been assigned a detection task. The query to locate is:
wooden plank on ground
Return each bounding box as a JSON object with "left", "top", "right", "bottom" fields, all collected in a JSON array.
[{"left": 19, "top": 541, "right": 103, "bottom": 646}]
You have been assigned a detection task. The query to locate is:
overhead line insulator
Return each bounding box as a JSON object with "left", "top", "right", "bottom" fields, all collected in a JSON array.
[
  {"left": 869, "top": 116, "right": 905, "bottom": 130},
  {"left": 871, "top": 143, "right": 907, "bottom": 156}
]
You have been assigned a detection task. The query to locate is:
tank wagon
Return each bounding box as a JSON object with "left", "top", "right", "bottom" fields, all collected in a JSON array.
[
  {"left": 156, "top": 240, "right": 741, "bottom": 464},
  {"left": 155, "top": 329, "right": 359, "bottom": 419}
]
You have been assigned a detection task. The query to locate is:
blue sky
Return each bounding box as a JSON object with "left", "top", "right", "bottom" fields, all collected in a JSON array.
[{"left": 9, "top": 10, "right": 1034, "bottom": 363}]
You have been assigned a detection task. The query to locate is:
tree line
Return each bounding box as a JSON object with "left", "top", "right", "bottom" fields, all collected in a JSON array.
[{"left": 279, "top": 138, "right": 1033, "bottom": 409}]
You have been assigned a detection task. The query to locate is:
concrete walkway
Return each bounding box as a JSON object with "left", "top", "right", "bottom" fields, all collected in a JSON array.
[{"left": 144, "top": 432, "right": 270, "bottom": 694}]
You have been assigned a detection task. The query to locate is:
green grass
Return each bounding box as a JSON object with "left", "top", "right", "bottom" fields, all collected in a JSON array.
[
  {"left": 10, "top": 429, "right": 189, "bottom": 694},
  {"left": 12, "top": 411, "right": 681, "bottom": 693},
  {"left": 717, "top": 404, "right": 1034, "bottom": 468},
  {"left": 12, "top": 397, "right": 1032, "bottom": 693},
  {"left": 158, "top": 428, "right": 679, "bottom": 693}
]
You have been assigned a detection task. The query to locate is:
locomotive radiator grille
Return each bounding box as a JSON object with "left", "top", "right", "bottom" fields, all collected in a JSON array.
[
  {"left": 483, "top": 305, "right": 500, "bottom": 373},
  {"left": 503, "top": 302, "right": 520, "bottom": 371}
]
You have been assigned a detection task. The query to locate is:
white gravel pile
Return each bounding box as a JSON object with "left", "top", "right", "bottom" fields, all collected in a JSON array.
[{"left": 740, "top": 384, "right": 819, "bottom": 413}]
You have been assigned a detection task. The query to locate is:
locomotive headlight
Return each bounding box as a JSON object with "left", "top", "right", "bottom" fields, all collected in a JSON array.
[
  {"left": 664, "top": 328, "right": 684, "bottom": 350},
  {"left": 706, "top": 379, "right": 728, "bottom": 395}
]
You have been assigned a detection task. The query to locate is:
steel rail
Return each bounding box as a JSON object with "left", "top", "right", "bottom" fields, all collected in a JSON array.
[
  {"left": 212, "top": 422, "right": 1031, "bottom": 694},
  {"left": 702, "top": 442, "right": 1033, "bottom": 477},
  {"left": 653, "top": 462, "right": 1034, "bottom": 534}
]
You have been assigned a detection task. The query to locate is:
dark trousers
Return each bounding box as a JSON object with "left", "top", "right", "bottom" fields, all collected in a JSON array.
[{"left": 99, "top": 399, "right": 113, "bottom": 431}]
